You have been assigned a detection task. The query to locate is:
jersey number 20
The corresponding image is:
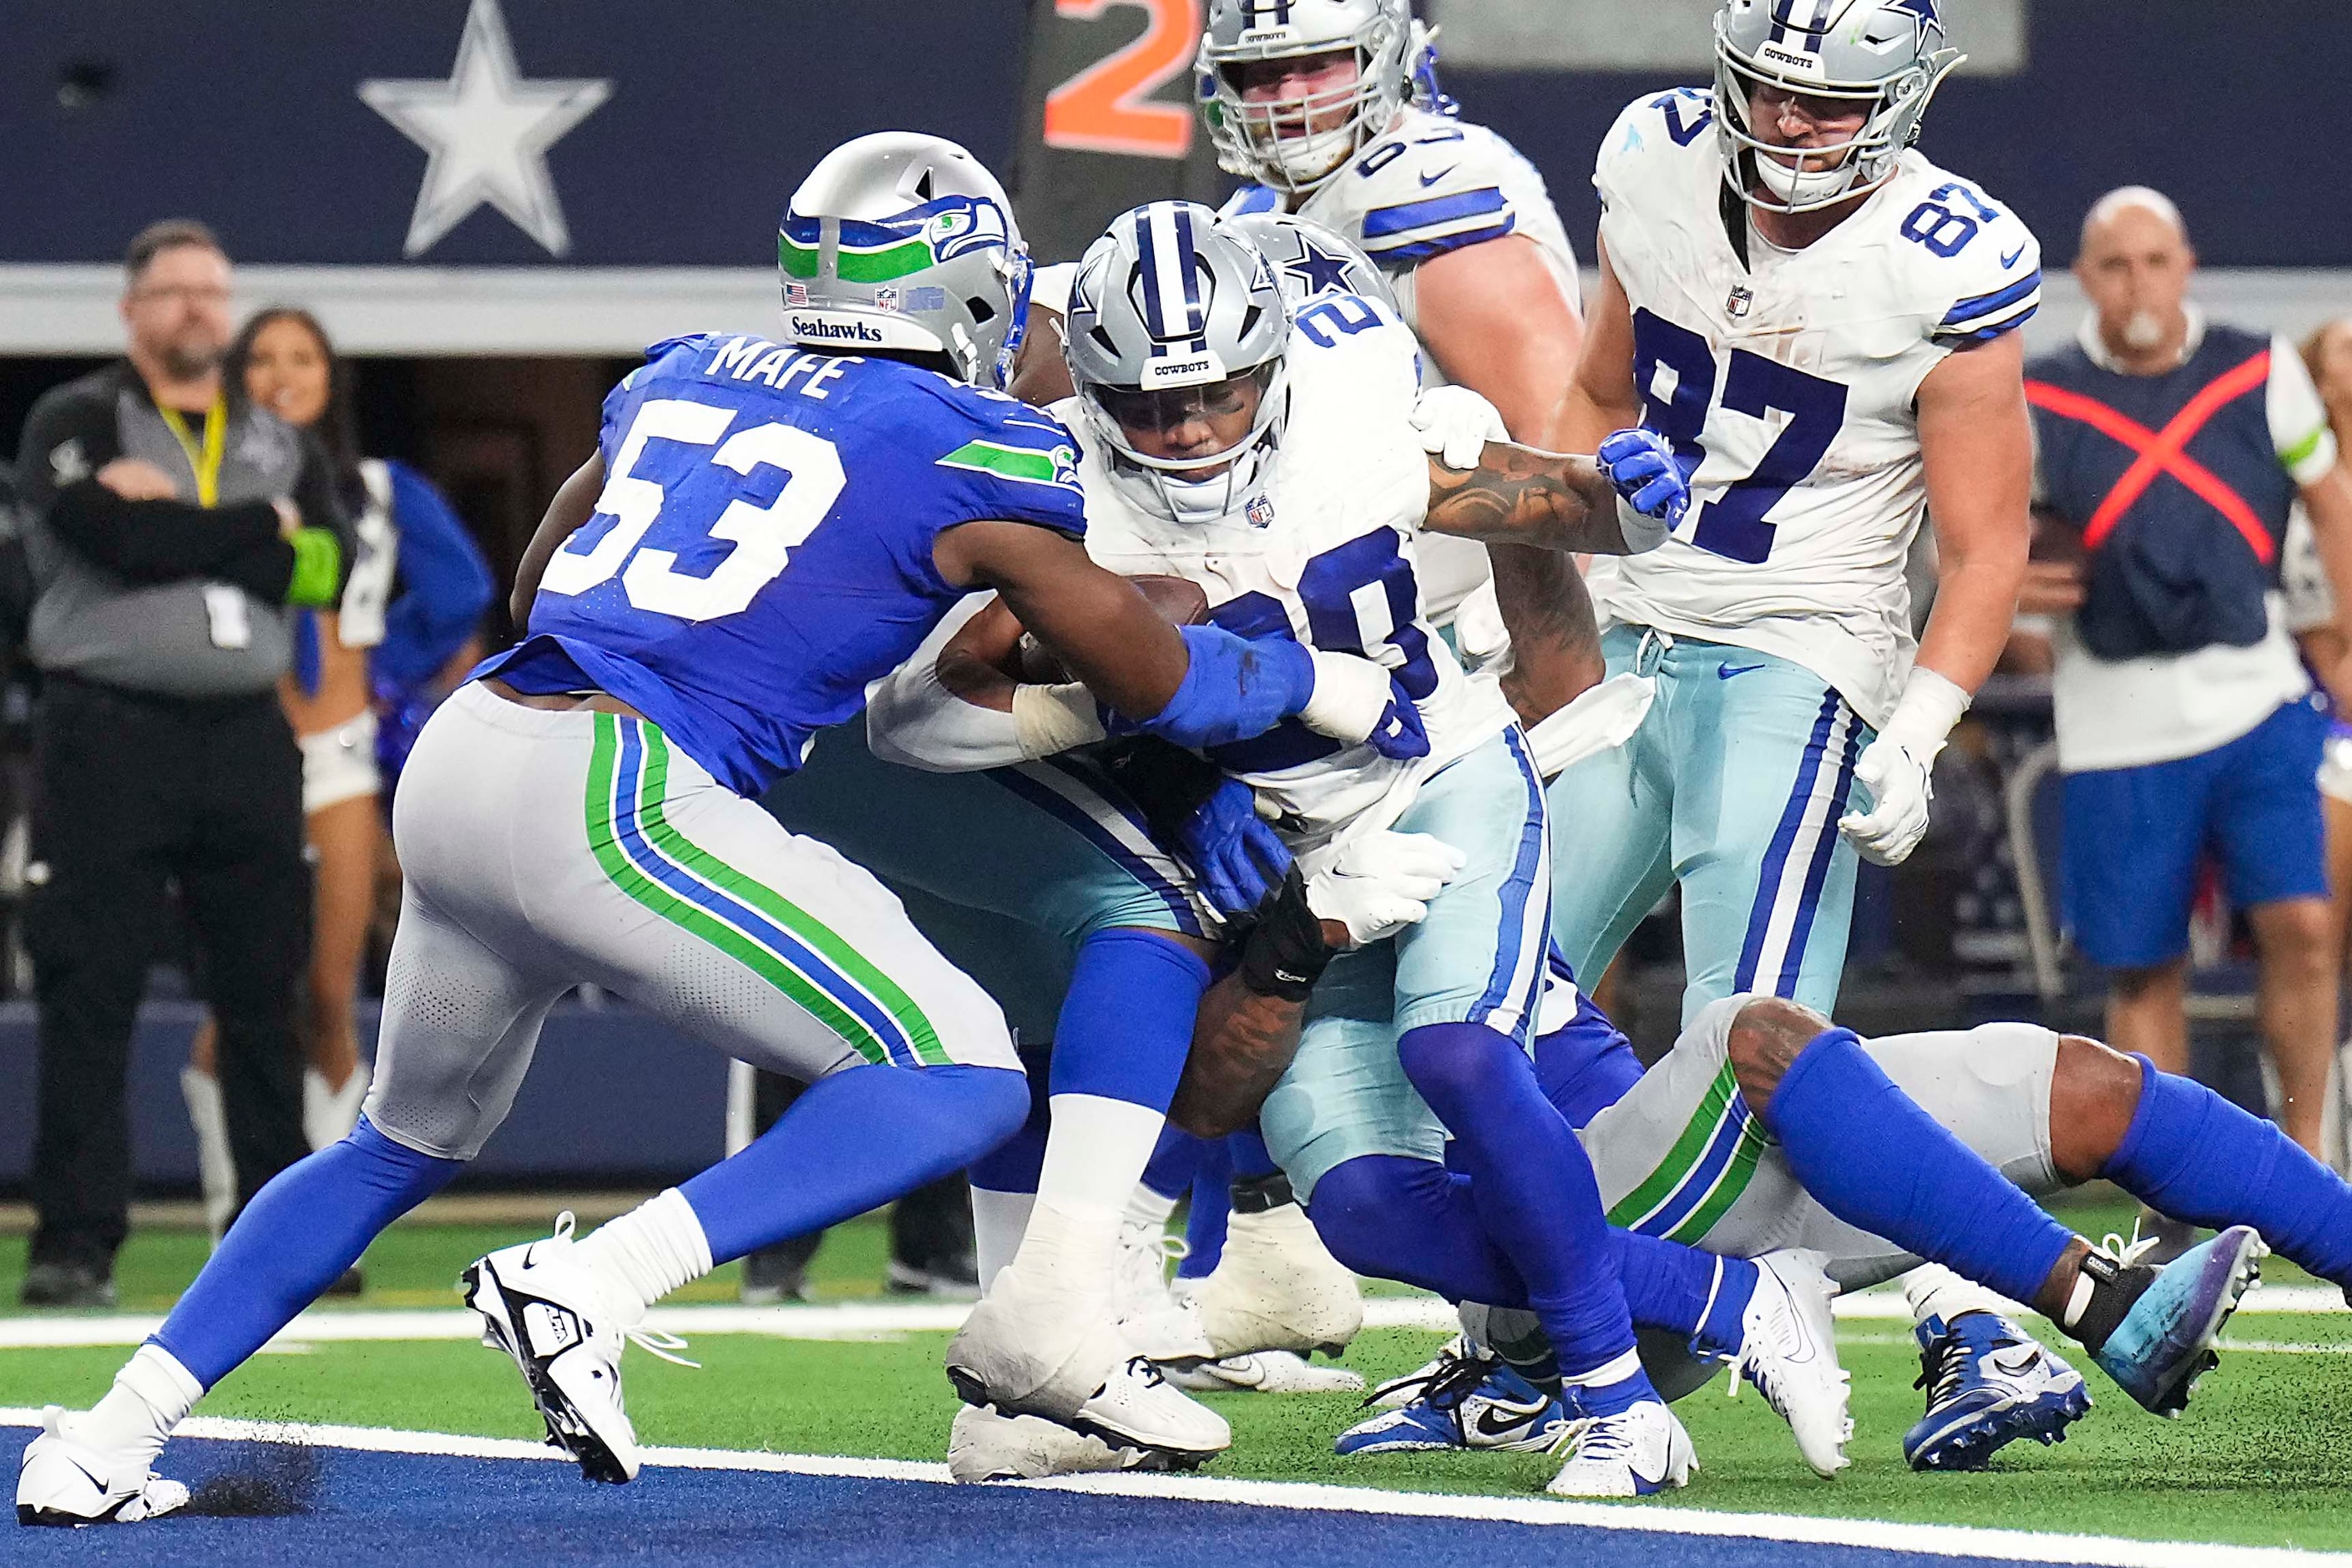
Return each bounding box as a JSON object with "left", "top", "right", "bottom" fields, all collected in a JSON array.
[
  {"left": 539, "top": 397, "right": 846, "bottom": 621},
  {"left": 1631, "top": 310, "right": 1848, "bottom": 564}
]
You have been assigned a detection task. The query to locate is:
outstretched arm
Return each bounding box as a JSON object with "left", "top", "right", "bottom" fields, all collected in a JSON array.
[{"left": 510, "top": 453, "right": 606, "bottom": 629}]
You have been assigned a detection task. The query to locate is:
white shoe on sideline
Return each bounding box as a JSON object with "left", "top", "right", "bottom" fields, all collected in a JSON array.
[{"left": 16, "top": 1407, "right": 190, "bottom": 1527}]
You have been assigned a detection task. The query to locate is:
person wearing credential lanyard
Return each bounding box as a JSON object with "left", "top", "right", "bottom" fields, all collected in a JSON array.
[{"left": 9, "top": 220, "right": 355, "bottom": 1308}]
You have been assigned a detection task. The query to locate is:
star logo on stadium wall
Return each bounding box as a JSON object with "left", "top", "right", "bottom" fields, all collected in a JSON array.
[{"left": 358, "top": 0, "right": 610, "bottom": 258}]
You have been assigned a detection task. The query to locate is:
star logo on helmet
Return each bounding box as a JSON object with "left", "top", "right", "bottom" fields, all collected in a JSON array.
[{"left": 1283, "top": 235, "right": 1358, "bottom": 300}]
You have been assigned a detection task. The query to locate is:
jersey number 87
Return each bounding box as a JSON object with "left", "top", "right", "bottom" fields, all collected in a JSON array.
[
  {"left": 1631, "top": 310, "right": 1849, "bottom": 564},
  {"left": 540, "top": 396, "right": 847, "bottom": 622}
]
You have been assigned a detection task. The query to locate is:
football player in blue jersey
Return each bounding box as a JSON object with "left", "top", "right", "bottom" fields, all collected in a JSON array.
[{"left": 13, "top": 133, "right": 1426, "bottom": 1529}]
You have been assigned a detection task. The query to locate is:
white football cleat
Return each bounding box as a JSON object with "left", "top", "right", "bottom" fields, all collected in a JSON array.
[
  {"left": 16, "top": 1406, "right": 190, "bottom": 1527},
  {"left": 1128, "top": 1194, "right": 1362, "bottom": 1363},
  {"left": 949, "top": 1400, "right": 1218, "bottom": 1483},
  {"left": 949, "top": 1266, "right": 1228, "bottom": 1462},
  {"left": 1729, "top": 1249, "right": 1854, "bottom": 1478},
  {"left": 463, "top": 1212, "right": 695, "bottom": 1485},
  {"left": 1161, "top": 1350, "right": 1365, "bottom": 1394},
  {"left": 1545, "top": 1399, "right": 1697, "bottom": 1498}
]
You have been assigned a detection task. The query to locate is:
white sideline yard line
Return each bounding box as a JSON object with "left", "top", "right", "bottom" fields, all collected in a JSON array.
[
  {"left": 0, "top": 1408, "right": 2342, "bottom": 1568},
  {"left": 0, "top": 1286, "right": 2340, "bottom": 1352}
]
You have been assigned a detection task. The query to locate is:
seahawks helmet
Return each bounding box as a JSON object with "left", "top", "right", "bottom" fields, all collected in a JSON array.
[
  {"left": 1196, "top": 0, "right": 1443, "bottom": 196},
  {"left": 1226, "top": 211, "right": 1399, "bottom": 313},
  {"left": 1714, "top": 0, "right": 1964, "bottom": 215},
  {"left": 1064, "top": 202, "right": 1291, "bottom": 522},
  {"left": 777, "top": 132, "right": 1033, "bottom": 389}
]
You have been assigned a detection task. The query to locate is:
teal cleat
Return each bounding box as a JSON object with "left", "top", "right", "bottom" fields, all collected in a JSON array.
[{"left": 2091, "top": 1224, "right": 2266, "bottom": 1417}]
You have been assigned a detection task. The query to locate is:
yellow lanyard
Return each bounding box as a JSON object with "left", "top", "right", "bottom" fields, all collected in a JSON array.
[{"left": 156, "top": 397, "right": 226, "bottom": 508}]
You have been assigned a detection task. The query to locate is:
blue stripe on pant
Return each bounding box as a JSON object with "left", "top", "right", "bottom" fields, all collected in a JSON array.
[{"left": 1547, "top": 627, "right": 1869, "bottom": 1026}]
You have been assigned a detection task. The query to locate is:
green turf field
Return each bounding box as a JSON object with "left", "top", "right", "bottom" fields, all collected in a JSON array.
[{"left": 4, "top": 1201, "right": 2348, "bottom": 1553}]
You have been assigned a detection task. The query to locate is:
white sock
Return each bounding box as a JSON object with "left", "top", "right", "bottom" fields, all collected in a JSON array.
[
  {"left": 302, "top": 1063, "right": 371, "bottom": 1152},
  {"left": 179, "top": 1066, "right": 235, "bottom": 1247},
  {"left": 970, "top": 1187, "right": 1036, "bottom": 1297},
  {"left": 1005, "top": 1094, "right": 1165, "bottom": 1292},
  {"left": 74, "top": 1344, "right": 203, "bottom": 1465},
  {"left": 1903, "top": 1262, "right": 2016, "bottom": 1328},
  {"left": 574, "top": 1190, "right": 713, "bottom": 1326}
]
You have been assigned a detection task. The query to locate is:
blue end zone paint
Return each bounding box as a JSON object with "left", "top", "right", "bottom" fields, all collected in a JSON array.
[{"left": 5, "top": 1429, "right": 2051, "bottom": 1568}]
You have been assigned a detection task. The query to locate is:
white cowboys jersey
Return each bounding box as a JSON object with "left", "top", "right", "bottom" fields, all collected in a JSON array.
[
  {"left": 1587, "top": 88, "right": 2041, "bottom": 727},
  {"left": 1056, "top": 300, "right": 1513, "bottom": 847},
  {"left": 1224, "top": 104, "right": 1586, "bottom": 624}
]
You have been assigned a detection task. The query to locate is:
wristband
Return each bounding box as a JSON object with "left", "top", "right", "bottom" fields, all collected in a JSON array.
[
  {"left": 1141, "top": 624, "right": 1314, "bottom": 750},
  {"left": 1010, "top": 681, "right": 1106, "bottom": 758},
  {"left": 285, "top": 527, "right": 342, "bottom": 608},
  {"left": 1615, "top": 493, "right": 1671, "bottom": 554},
  {"left": 1236, "top": 867, "right": 1336, "bottom": 1002}
]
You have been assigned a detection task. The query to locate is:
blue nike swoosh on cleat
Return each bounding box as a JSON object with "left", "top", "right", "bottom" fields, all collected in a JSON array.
[
  {"left": 1717, "top": 663, "right": 1768, "bottom": 680},
  {"left": 2000, "top": 243, "right": 2026, "bottom": 268}
]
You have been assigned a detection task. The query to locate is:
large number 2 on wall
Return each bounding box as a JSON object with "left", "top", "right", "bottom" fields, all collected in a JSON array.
[
  {"left": 1630, "top": 310, "right": 1848, "bottom": 565},
  {"left": 539, "top": 397, "right": 846, "bottom": 623},
  {"left": 1043, "top": 0, "right": 1201, "bottom": 159}
]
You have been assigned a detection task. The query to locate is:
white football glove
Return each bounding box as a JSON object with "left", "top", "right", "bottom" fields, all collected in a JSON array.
[
  {"left": 1306, "top": 831, "right": 1468, "bottom": 948},
  {"left": 1836, "top": 669, "right": 1970, "bottom": 867},
  {"left": 1409, "top": 385, "right": 1509, "bottom": 471},
  {"left": 1837, "top": 736, "right": 1935, "bottom": 867}
]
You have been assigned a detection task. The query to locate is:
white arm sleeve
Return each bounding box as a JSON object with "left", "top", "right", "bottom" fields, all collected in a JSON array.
[
  {"left": 2269, "top": 335, "right": 2339, "bottom": 486},
  {"left": 864, "top": 657, "right": 1033, "bottom": 774}
]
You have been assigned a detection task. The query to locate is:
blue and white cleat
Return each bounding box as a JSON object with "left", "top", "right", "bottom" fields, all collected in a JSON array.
[
  {"left": 1545, "top": 1396, "right": 1697, "bottom": 1498},
  {"left": 1904, "top": 1312, "right": 2092, "bottom": 1471},
  {"left": 1335, "top": 1346, "right": 1565, "bottom": 1455},
  {"left": 2092, "top": 1224, "right": 2266, "bottom": 1417}
]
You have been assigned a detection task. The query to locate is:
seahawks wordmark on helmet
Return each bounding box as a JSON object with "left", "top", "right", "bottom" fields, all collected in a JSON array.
[
  {"left": 1713, "top": 0, "right": 1964, "bottom": 215},
  {"left": 778, "top": 131, "right": 1034, "bottom": 389}
]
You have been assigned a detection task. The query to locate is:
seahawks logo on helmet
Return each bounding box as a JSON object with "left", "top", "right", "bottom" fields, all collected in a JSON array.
[{"left": 924, "top": 198, "right": 1012, "bottom": 264}]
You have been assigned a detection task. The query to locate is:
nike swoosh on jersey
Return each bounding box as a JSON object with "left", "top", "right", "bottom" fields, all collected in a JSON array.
[
  {"left": 1717, "top": 663, "right": 1768, "bottom": 680},
  {"left": 1419, "top": 166, "right": 1459, "bottom": 188},
  {"left": 1999, "top": 243, "right": 2026, "bottom": 268}
]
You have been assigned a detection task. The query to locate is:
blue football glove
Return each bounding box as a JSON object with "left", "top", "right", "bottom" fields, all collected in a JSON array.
[
  {"left": 1597, "top": 427, "right": 1690, "bottom": 530},
  {"left": 1179, "top": 776, "right": 1295, "bottom": 918},
  {"left": 1364, "top": 675, "right": 1430, "bottom": 761},
  {"left": 1125, "top": 624, "right": 1317, "bottom": 751}
]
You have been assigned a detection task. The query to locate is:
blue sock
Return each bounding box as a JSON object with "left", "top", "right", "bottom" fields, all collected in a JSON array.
[
  {"left": 683, "top": 1065, "right": 1026, "bottom": 1265},
  {"left": 1766, "top": 1027, "right": 2072, "bottom": 1306},
  {"left": 1047, "top": 930, "right": 1210, "bottom": 1110},
  {"left": 1615, "top": 1231, "right": 1756, "bottom": 1358},
  {"left": 1181, "top": 1137, "right": 1235, "bottom": 1277},
  {"left": 154, "top": 1117, "right": 462, "bottom": 1387},
  {"left": 1308, "top": 1155, "right": 1527, "bottom": 1302},
  {"left": 1144, "top": 1125, "right": 1206, "bottom": 1201},
  {"left": 2107, "top": 1054, "right": 2352, "bottom": 1291},
  {"left": 967, "top": 1041, "right": 1053, "bottom": 1196},
  {"left": 1226, "top": 1125, "right": 1277, "bottom": 1178},
  {"left": 1398, "top": 1021, "right": 1640, "bottom": 1379}
]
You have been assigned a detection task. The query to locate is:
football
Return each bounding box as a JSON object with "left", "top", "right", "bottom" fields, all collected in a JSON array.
[{"left": 1016, "top": 574, "right": 1211, "bottom": 685}]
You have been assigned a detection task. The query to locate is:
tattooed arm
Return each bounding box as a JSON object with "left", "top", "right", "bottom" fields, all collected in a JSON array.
[{"left": 1422, "top": 443, "right": 1640, "bottom": 554}]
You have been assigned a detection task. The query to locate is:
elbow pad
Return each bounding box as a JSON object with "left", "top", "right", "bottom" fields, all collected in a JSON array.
[{"left": 1136, "top": 624, "right": 1314, "bottom": 750}]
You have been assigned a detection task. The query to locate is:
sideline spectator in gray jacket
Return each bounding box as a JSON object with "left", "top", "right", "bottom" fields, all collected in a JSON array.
[{"left": 12, "top": 220, "right": 352, "bottom": 1308}]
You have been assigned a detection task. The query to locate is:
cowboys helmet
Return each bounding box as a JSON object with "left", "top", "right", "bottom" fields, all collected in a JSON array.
[
  {"left": 1713, "top": 0, "right": 1964, "bottom": 215},
  {"left": 1064, "top": 202, "right": 1291, "bottom": 522},
  {"left": 1196, "top": 0, "right": 1444, "bottom": 195},
  {"left": 1225, "top": 211, "right": 1399, "bottom": 313},
  {"left": 777, "top": 132, "right": 1033, "bottom": 389}
]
